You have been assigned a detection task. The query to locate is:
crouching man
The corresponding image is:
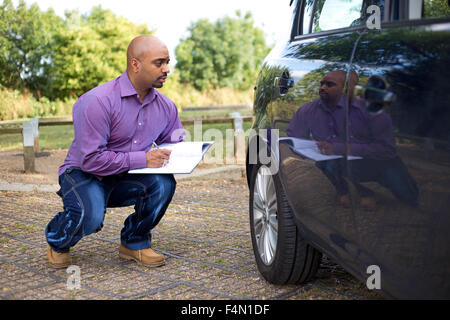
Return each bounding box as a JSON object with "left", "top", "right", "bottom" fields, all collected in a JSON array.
[{"left": 45, "top": 35, "right": 184, "bottom": 268}]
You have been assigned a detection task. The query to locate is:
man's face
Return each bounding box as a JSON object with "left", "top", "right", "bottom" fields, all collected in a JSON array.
[
  {"left": 137, "top": 45, "right": 170, "bottom": 89},
  {"left": 318, "top": 72, "right": 345, "bottom": 105}
]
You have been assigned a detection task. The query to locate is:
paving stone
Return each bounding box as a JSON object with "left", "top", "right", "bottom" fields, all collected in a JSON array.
[{"left": 0, "top": 177, "right": 383, "bottom": 300}]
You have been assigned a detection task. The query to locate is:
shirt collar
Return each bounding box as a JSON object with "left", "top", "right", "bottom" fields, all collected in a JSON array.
[
  {"left": 319, "top": 94, "right": 361, "bottom": 111},
  {"left": 119, "top": 71, "right": 137, "bottom": 97},
  {"left": 119, "top": 70, "right": 159, "bottom": 102}
]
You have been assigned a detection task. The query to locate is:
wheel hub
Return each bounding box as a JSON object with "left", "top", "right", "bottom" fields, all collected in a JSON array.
[{"left": 252, "top": 165, "right": 278, "bottom": 265}]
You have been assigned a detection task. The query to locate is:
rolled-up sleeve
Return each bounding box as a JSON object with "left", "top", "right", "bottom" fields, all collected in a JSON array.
[{"left": 74, "top": 95, "right": 146, "bottom": 176}]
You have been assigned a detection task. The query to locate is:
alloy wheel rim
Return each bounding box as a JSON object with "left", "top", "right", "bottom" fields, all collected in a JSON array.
[{"left": 252, "top": 165, "right": 278, "bottom": 265}]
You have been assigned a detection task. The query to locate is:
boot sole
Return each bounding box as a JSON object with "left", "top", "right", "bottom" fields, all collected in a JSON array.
[
  {"left": 119, "top": 252, "right": 165, "bottom": 268},
  {"left": 47, "top": 261, "right": 71, "bottom": 269}
]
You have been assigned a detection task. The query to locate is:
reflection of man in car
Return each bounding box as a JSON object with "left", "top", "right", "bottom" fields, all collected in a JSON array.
[{"left": 286, "top": 70, "right": 419, "bottom": 208}]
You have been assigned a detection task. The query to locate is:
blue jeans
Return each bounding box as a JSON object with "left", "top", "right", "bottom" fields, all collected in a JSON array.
[
  {"left": 316, "top": 157, "right": 419, "bottom": 207},
  {"left": 45, "top": 167, "right": 176, "bottom": 253}
]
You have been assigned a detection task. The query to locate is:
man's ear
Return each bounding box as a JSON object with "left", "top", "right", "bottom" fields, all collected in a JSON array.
[{"left": 130, "top": 58, "right": 141, "bottom": 73}]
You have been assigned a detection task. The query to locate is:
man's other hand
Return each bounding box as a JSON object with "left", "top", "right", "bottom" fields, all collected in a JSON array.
[
  {"left": 146, "top": 149, "right": 172, "bottom": 168},
  {"left": 316, "top": 141, "right": 334, "bottom": 155}
]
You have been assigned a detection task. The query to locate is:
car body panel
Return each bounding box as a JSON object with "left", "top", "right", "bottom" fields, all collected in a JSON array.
[{"left": 349, "top": 19, "right": 450, "bottom": 299}]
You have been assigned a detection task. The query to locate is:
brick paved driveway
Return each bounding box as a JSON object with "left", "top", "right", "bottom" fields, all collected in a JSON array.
[{"left": 0, "top": 177, "right": 382, "bottom": 300}]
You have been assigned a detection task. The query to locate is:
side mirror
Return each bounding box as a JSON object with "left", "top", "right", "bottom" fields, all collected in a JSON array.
[{"left": 274, "top": 71, "right": 294, "bottom": 96}]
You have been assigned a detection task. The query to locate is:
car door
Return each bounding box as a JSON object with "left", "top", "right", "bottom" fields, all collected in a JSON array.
[
  {"left": 254, "top": 0, "right": 384, "bottom": 281},
  {"left": 346, "top": 0, "right": 450, "bottom": 299}
]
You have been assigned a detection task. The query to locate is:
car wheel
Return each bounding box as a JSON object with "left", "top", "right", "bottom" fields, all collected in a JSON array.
[{"left": 249, "top": 163, "right": 322, "bottom": 284}]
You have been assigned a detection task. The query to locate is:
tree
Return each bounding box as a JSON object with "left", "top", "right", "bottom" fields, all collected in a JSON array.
[
  {"left": 0, "top": 2, "right": 154, "bottom": 100},
  {"left": 424, "top": 0, "right": 450, "bottom": 18},
  {"left": 49, "top": 6, "right": 153, "bottom": 99},
  {"left": 175, "top": 11, "right": 270, "bottom": 91},
  {"left": 0, "top": 0, "right": 62, "bottom": 97}
]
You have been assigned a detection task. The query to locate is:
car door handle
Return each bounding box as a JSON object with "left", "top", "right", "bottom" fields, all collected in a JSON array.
[
  {"left": 356, "top": 86, "right": 396, "bottom": 103},
  {"left": 355, "top": 75, "right": 396, "bottom": 113}
]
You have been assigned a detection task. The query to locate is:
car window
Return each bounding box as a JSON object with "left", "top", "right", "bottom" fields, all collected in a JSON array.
[
  {"left": 311, "top": 0, "right": 385, "bottom": 32},
  {"left": 389, "top": 0, "right": 450, "bottom": 21}
]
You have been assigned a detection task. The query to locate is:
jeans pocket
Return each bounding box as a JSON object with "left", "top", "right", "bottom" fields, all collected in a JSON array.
[
  {"left": 60, "top": 167, "right": 92, "bottom": 198},
  {"left": 64, "top": 167, "right": 91, "bottom": 185},
  {"left": 56, "top": 173, "right": 65, "bottom": 198}
]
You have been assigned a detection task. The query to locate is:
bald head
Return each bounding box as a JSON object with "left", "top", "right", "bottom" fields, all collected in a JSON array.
[
  {"left": 127, "top": 35, "right": 167, "bottom": 68},
  {"left": 326, "top": 70, "right": 347, "bottom": 85},
  {"left": 325, "top": 70, "right": 358, "bottom": 87},
  {"left": 126, "top": 35, "right": 170, "bottom": 99},
  {"left": 319, "top": 70, "right": 359, "bottom": 107}
]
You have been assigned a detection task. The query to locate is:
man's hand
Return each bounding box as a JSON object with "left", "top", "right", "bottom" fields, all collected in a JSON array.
[
  {"left": 146, "top": 149, "right": 171, "bottom": 168},
  {"left": 316, "top": 141, "right": 334, "bottom": 155}
]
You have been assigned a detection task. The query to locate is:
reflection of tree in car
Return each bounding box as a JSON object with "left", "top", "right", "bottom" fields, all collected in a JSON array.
[
  {"left": 424, "top": 0, "right": 450, "bottom": 18},
  {"left": 350, "top": 28, "right": 450, "bottom": 141},
  {"left": 286, "top": 70, "right": 419, "bottom": 208},
  {"left": 253, "top": 62, "right": 284, "bottom": 128}
]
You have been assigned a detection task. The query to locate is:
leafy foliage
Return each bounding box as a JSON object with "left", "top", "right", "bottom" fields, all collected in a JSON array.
[
  {"left": 175, "top": 11, "right": 270, "bottom": 91},
  {"left": 0, "top": 2, "right": 266, "bottom": 119},
  {"left": 424, "top": 0, "right": 450, "bottom": 18},
  {"left": 49, "top": 6, "right": 151, "bottom": 99},
  {"left": 0, "top": 1, "right": 152, "bottom": 100},
  {"left": 0, "top": 0, "right": 61, "bottom": 96}
]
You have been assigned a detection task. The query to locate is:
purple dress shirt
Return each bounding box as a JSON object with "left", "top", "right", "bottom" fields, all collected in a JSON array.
[
  {"left": 59, "top": 71, "right": 184, "bottom": 178},
  {"left": 286, "top": 95, "right": 396, "bottom": 160}
]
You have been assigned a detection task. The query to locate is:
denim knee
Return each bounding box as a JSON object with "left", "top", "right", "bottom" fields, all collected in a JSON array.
[
  {"left": 82, "top": 209, "right": 106, "bottom": 235},
  {"left": 81, "top": 198, "right": 106, "bottom": 236},
  {"left": 153, "top": 174, "right": 176, "bottom": 201}
]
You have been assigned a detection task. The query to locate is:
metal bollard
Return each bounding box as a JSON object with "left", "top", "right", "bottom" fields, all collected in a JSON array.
[{"left": 23, "top": 121, "right": 36, "bottom": 173}]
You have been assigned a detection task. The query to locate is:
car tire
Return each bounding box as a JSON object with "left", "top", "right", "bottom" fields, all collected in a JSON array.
[{"left": 249, "top": 163, "right": 322, "bottom": 284}]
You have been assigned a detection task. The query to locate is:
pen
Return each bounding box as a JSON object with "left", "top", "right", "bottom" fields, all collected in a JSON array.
[{"left": 152, "top": 141, "right": 168, "bottom": 166}]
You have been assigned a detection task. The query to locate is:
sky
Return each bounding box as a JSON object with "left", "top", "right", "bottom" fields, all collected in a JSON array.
[{"left": 16, "top": 0, "right": 295, "bottom": 65}]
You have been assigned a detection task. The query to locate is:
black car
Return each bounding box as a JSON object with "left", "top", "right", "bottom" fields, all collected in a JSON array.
[{"left": 246, "top": 0, "right": 450, "bottom": 299}]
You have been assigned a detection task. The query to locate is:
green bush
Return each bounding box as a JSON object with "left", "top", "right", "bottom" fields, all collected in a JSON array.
[
  {"left": 0, "top": 84, "right": 252, "bottom": 121},
  {"left": 158, "top": 70, "right": 253, "bottom": 111},
  {"left": 0, "top": 88, "right": 75, "bottom": 121}
]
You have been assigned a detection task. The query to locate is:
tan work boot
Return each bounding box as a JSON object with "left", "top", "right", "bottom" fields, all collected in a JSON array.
[
  {"left": 361, "top": 197, "right": 376, "bottom": 210},
  {"left": 339, "top": 194, "right": 351, "bottom": 207},
  {"left": 47, "top": 244, "right": 71, "bottom": 269},
  {"left": 119, "top": 244, "right": 165, "bottom": 267}
]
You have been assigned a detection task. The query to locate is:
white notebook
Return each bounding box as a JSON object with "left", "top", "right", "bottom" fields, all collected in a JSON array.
[
  {"left": 128, "top": 141, "right": 214, "bottom": 174},
  {"left": 279, "top": 137, "right": 362, "bottom": 161}
]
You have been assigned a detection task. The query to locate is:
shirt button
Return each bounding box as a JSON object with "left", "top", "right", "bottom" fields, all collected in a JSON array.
[
  {"left": 134, "top": 140, "right": 137, "bottom": 144},
  {"left": 138, "top": 123, "right": 142, "bottom": 126}
]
